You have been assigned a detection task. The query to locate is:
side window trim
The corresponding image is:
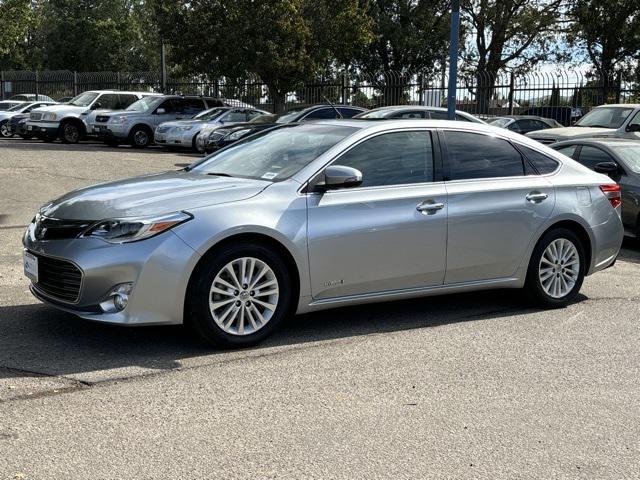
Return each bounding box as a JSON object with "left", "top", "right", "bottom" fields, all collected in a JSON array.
[
  {"left": 438, "top": 128, "right": 528, "bottom": 182},
  {"left": 324, "top": 128, "right": 440, "bottom": 191},
  {"left": 511, "top": 142, "right": 561, "bottom": 176}
]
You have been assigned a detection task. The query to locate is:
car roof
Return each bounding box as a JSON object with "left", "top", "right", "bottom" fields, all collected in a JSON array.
[{"left": 592, "top": 104, "right": 640, "bottom": 109}]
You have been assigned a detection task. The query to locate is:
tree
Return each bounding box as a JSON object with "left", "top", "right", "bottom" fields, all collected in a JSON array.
[
  {"left": 153, "top": 0, "right": 372, "bottom": 112},
  {"left": 568, "top": 0, "right": 640, "bottom": 103},
  {"left": 0, "top": 0, "right": 37, "bottom": 69},
  {"left": 41, "top": 0, "right": 158, "bottom": 72},
  {"left": 461, "top": 0, "right": 563, "bottom": 113}
]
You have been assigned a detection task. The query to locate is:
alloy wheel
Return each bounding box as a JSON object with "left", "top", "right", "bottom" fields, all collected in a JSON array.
[
  {"left": 0, "top": 123, "right": 12, "bottom": 138},
  {"left": 63, "top": 124, "right": 79, "bottom": 143},
  {"left": 134, "top": 130, "right": 148, "bottom": 146},
  {"left": 209, "top": 257, "right": 279, "bottom": 336},
  {"left": 538, "top": 238, "right": 580, "bottom": 299}
]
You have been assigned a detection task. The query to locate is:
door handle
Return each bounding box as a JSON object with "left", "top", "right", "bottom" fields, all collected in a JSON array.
[
  {"left": 416, "top": 201, "right": 445, "bottom": 214},
  {"left": 526, "top": 192, "right": 548, "bottom": 203}
]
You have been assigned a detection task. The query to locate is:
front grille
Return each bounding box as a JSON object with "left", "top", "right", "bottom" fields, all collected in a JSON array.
[
  {"left": 156, "top": 125, "right": 172, "bottom": 133},
  {"left": 34, "top": 217, "right": 94, "bottom": 241},
  {"left": 30, "top": 112, "right": 43, "bottom": 121},
  {"left": 95, "top": 115, "right": 110, "bottom": 123},
  {"left": 32, "top": 253, "right": 82, "bottom": 303}
]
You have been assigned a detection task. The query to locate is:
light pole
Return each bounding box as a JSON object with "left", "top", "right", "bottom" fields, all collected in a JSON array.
[{"left": 447, "top": 0, "right": 460, "bottom": 120}]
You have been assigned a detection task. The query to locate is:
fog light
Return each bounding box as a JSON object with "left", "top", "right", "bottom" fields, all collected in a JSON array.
[{"left": 100, "top": 282, "right": 133, "bottom": 313}]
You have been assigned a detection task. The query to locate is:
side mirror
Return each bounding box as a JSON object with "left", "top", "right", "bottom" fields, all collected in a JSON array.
[
  {"left": 156, "top": 107, "right": 166, "bottom": 115},
  {"left": 91, "top": 102, "right": 102, "bottom": 110},
  {"left": 594, "top": 161, "right": 619, "bottom": 175},
  {"left": 322, "top": 165, "right": 363, "bottom": 190},
  {"left": 626, "top": 123, "right": 640, "bottom": 133}
]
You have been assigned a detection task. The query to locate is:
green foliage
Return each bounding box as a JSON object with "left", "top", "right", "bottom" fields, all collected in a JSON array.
[
  {"left": 354, "top": 0, "right": 451, "bottom": 76},
  {"left": 153, "top": 0, "right": 372, "bottom": 111},
  {"left": 568, "top": 0, "right": 640, "bottom": 79},
  {"left": 0, "top": 0, "right": 37, "bottom": 69}
]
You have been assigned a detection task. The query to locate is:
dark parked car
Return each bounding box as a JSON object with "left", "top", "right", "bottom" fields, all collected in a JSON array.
[
  {"left": 196, "top": 105, "right": 366, "bottom": 153},
  {"left": 487, "top": 115, "right": 562, "bottom": 134},
  {"left": 202, "top": 120, "right": 283, "bottom": 153},
  {"left": 519, "top": 106, "right": 583, "bottom": 127},
  {"left": 7, "top": 114, "right": 31, "bottom": 138},
  {"left": 354, "top": 105, "right": 485, "bottom": 123},
  {"left": 552, "top": 138, "right": 640, "bottom": 238}
]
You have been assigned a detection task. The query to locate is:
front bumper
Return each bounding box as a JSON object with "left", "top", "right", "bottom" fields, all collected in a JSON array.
[
  {"left": 90, "top": 123, "right": 129, "bottom": 141},
  {"left": 23, "top": 226, "right": 201, "bottom": 326},
  {"left": 26, "top": 120, "right": 60, "bottom": 138},
  {"left": 155, "top": 129, "right": 194, "bottom": 147}
]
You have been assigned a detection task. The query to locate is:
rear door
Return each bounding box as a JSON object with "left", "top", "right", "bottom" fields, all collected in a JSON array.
[{"left": 441, "top": 130, "right": 556, "bottom": 284}]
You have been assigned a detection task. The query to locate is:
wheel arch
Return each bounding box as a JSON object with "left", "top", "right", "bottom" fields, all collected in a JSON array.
[
  {"left": 59, "top": 116, "right": 86, "bottom": 137},
  {"left": 183, "top": 231, "right": 302, "bottom": 323},
  {"left": 533, "top": 219, "right": 593, "bottom": 274}
]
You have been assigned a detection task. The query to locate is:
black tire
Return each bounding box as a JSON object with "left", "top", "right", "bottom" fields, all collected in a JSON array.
[
  {"left": 60, "top": 121, "right": 81, "bottom": 143},
  {"left": 187, "top": 242, "right": 294, "bottom": 348},
  {"left": 191, "top": 133, "right": 200, "bottom": 152},
  {"left": 0, "top": 121, "right": 12, "bottom": 138},
  {"left": 129, "top": 125, "right": 152, "bottom": 148},
  {"left": 525, "top": 228, "right": 586, "bottom": 308}
]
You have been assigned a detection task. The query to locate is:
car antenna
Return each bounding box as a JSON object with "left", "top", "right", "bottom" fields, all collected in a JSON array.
[{"left": 323, "top": 96, "right": 343, "bottom": 119}]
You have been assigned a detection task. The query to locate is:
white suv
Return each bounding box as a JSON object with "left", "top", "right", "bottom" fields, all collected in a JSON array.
[{"left": 27, "top": 90, "right": 161, "bottom": 143}]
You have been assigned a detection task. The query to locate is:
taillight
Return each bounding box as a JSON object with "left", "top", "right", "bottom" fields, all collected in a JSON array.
[{"left": 600, "top": 184, "right": 621, "bottom": 209}]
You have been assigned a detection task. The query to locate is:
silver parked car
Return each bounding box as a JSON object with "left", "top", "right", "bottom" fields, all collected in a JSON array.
[
  {"left": 23, "top": 120, "right": 623, "bottom": 348},
  {"left": 155, "top": 106, "right": 268, "bottom": 151},
  {"left": 526, "top": 104, "right": 640, "bottom": 144},
  {"left": 354, "top": 105, "right": 485, "bottom": 123}
]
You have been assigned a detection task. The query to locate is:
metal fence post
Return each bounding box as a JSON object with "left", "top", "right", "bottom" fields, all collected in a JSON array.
[
  {"left": 0, "top": 71, "right": 4, "bottom": 100},
  {"left": 73, "top": 71, "right": 78, "bottom": 96},
  {"left": 615, "top": 71, "right": 622, "bottom": 103},
  {"left": 35, "top": 71, "right": 39, "bottom": 99},
  {"left": 341, "top": 73, "right": 348, "bottom": 104},
  {"left": 508, "top": 71, "right": 515, "bottom": 114},
  {"left": 418, "top": 74, "right": 424, "bottom": 105}
]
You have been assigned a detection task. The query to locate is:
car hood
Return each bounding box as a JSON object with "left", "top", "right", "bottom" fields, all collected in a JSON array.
[
  {"left": 527, "top": 126, "right": 616, "bottom": 140},
  {"left": 0, "top": 111, "right": 18, "bottom": 121},
  {"left": 32, "top": 104, "right": 89, "bottom": 116},
  {"left": 40, "top": 170, "right": 271, "bottom": 220}
]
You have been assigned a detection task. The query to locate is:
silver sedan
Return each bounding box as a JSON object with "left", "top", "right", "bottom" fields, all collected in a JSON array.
[{"left": 23, "top": 120, "right": 623, "bottom": 348}]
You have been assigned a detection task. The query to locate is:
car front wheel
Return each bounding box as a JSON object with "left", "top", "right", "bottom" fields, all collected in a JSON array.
[
  {"left": 0, "top": 121, "right": 12, "bottom": 138},
  {"left": 188, "top": 242, "right": 293, "bottom": 348},
  {"left": 129, "top": 126, "right": 152, "bottom": 148},
  {"left": 525, "top": 228, "right": 586, "bottom": 308},
  {"left": 60, "top": 122, "right": 81, "bottom": 143}
]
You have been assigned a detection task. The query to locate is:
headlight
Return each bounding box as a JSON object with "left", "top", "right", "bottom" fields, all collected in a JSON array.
[
  {"left": 110, "top": 116, "right": 129, "bottom": 124},
  {"left": 42, "top": 112, "right": 57, "bottom": 121},
  {"left": 82, "top": 211, "right": 192, "bottom": 243},
  {"left": 178, "top": 125, "right": 193, "bottom": 131},
  {"left": 226, "top": 129, "right": 251, "bottom": 141}
]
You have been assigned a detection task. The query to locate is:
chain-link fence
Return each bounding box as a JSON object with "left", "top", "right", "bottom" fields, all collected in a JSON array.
[{"left": 2, "top": 69, "right": 639, "bottom": 118}]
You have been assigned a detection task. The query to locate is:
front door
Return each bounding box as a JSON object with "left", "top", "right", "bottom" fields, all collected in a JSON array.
[{"left": 307, "top": 130, "right": 448, "bottom": 300}]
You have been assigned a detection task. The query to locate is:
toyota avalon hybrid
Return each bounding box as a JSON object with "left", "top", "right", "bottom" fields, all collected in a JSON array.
[{"left": 23, "top": 121, "right": 623, "bottom": 347}]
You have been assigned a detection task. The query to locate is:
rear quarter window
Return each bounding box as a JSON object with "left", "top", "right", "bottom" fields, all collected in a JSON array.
[{"left": 519, "top": 145, "right": 560, "bottom": 174}]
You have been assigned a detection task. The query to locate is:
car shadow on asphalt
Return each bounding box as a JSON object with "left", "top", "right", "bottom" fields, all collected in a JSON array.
[
  {"left": 0, "top": 138, "right": 200, "bottom": 156},
  {"left": 618, "top": 238, "right": 640, "bottom": 264},
  {"left": 0, "top": 289, "right": 587, "bottom": 381}
]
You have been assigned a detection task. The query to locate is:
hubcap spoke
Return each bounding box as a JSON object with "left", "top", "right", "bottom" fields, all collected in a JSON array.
[
  {"left": 209, "top": 256, "right": 279, "bottom": 336},
  {"left": 538, "top": 238, "right": 580, "bottom": 299}
]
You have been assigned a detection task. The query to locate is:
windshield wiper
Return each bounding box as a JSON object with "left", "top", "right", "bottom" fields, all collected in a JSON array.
[{"left": 206, "top": 172, "right": 234, "bottom": 177}]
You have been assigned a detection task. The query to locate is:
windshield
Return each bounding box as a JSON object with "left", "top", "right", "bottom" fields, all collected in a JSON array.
[
  {"left": 574, "top": 107, "right": 635, "bottom": 128},
  {"left": 126, "top": 96, "right": 161, "bottom": 112},
  {"left": 355, "top": 109, "right": 395, "bottom": 119},
  {"left": 68, "top": 92, "right": 99, "bottom": 107},
  {"left": 7, "top": 103, "right": 25, "bottom": 112},
  {"left": 190, "top": 124, "right": 357, "bottom": 181},
  {"left": 192, "top": 108, "right": 228, "bottom": 120},
  {"left": 487, "top": 117, "right": 512, "bottom": 128},
  {"left": 610, "top": 144, "right": 640, "bottom": 174},
  {"left": 250, "top": 114, "right": 278, "bottom": 124},
  {"left": 275, "top": 107, "right": 307, "bottom": 124}
]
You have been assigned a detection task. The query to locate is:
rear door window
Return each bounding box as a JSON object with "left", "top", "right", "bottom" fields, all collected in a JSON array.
[
  {"left": 95, "top": 93, "right": 120, "bottom": 110},
  {"left": 302, "top": 108, "right": 336, "bottom": 120},
  {"left": 444, "top": 131, "right": 525, "bottom": 180},
  {"left": 118, "top": 94, "right": 139, "bottom": 109}
]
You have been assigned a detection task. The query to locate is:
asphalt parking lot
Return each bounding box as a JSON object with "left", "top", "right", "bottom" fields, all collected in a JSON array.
[{"left": 0, "top": 137, "right": 639, "bottom": 479}]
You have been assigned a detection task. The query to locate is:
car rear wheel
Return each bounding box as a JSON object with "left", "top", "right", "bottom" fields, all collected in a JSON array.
[
  {"left": 188, "top": 242, "right": 293, "bottom": 348},
  {"left": 129, "top": 126, "right": 152, "bottom": 148},
  {"left": 525, "top": 228, "right": 585, "bottom": 308}
]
